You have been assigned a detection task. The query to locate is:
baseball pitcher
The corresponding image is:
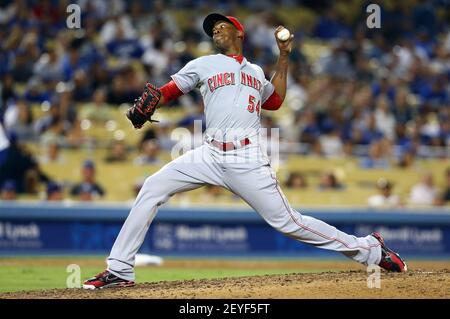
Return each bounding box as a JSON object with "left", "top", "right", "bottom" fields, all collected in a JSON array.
[{"left": 83, "top": 13, "right": 407, "bottom": 289}]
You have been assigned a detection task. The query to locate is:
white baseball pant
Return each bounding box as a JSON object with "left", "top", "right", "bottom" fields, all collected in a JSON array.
[{"left": 107, "top": 143, "right": 381, "bottom": 280}]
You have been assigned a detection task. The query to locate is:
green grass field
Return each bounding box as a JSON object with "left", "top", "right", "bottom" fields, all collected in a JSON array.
[
  {"left": 1, "top": 257, "right": 449, "bottom": 297},
  {"left": 0, "top": 256, "right": 321, "bottom": 293},
  {"left": 0, "top": 266, "right": 306, "bottom": 293}
]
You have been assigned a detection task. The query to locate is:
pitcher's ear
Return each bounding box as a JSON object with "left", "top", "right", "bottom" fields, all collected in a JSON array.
[{"left": 237, "top": 30, "right": 244, "bottom": 39}]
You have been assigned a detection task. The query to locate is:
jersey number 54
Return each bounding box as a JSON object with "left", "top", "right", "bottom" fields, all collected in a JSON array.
[{"left": 247, "top": 95, "right": 261, "bottom": 115}]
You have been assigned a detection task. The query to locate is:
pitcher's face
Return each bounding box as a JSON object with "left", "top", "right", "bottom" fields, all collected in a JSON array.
[{"left": 212, "top": 21, "right": 239, "bottom": 51}]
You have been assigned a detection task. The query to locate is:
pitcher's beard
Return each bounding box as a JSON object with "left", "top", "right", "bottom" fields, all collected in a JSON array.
[{"left": 213, "top": 40, "right": 227, "bottom": 53}]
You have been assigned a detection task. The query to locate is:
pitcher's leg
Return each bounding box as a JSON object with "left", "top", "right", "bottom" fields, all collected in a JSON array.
[
  {"left": 107, "top": 170, "right": 201, "bottom": 280},
  {"left": 108, "top": 146, "right": 223, "bottom": 280},
  {"left": 225, "top": 164, "right": 381, "bottom": 265}
]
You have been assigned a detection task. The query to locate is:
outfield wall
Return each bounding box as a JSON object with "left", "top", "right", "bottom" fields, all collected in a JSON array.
[{"left": 1, "top": 202, "right": 450, "bottom": 259}]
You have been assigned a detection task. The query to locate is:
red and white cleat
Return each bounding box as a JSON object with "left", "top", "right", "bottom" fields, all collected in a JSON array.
[
  {"left": 82, "top": 270, "right": 135, "bottom": 290},
  {"left": 372, "top": 232, "right": 407, "bottom": 272}
]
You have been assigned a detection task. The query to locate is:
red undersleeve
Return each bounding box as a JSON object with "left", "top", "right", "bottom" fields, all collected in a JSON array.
[
  {"left": 160, "top": 80, "right": 183, "bottom": 103},
  {"left": 262, "top": 91, "right": 283, "bottom": 110}
]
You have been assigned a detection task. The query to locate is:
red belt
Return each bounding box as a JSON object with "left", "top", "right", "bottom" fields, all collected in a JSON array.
[{"left": 209, "top": 138, "right": 251, "bottom": 152}]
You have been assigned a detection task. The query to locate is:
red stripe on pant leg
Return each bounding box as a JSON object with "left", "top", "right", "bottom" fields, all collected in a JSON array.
[{"left": 266, "top": 166, "right": 380, "bottom": 251}]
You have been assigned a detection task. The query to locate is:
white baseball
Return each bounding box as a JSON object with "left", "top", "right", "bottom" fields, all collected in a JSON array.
[{"left": 277, "top": 28, "right": 291, "bottom": 41}]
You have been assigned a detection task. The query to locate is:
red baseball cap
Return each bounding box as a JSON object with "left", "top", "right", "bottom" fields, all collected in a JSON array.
[{"left": 203, "top": 13, "right": 245, "bottom": 39}]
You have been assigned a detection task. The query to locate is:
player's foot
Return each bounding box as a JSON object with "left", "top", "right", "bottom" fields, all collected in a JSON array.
[
  {"left": 82, "top": 270, "right": 135, "bottom": 290},
  {"left": 371, "top": 232, "right": 407, "bottom": 272}
]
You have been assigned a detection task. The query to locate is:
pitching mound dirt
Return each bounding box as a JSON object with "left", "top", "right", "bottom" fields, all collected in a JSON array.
[{"left": 3, "top": 270, "right": 449, "bottom": 299}]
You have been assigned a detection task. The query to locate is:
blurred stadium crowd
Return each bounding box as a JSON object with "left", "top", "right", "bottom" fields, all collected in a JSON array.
[{"left": 0, "top": 0, "right": 449, "bottom": 207}]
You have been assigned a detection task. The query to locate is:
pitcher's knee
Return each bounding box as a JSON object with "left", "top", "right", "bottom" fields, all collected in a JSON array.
[
  {"left": 267, "top": 217, "right": 300, "bottom": 235},
  {"left": 139, "top": 175, "right": 168, "bottom": 199},
  {"left": 279, "top": 223, "right": 300, "bottom": 235}
]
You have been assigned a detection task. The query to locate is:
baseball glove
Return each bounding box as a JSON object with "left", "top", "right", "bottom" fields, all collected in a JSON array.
[{"left": 126, "top": 82, "right": 161, "bottom": 129}]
